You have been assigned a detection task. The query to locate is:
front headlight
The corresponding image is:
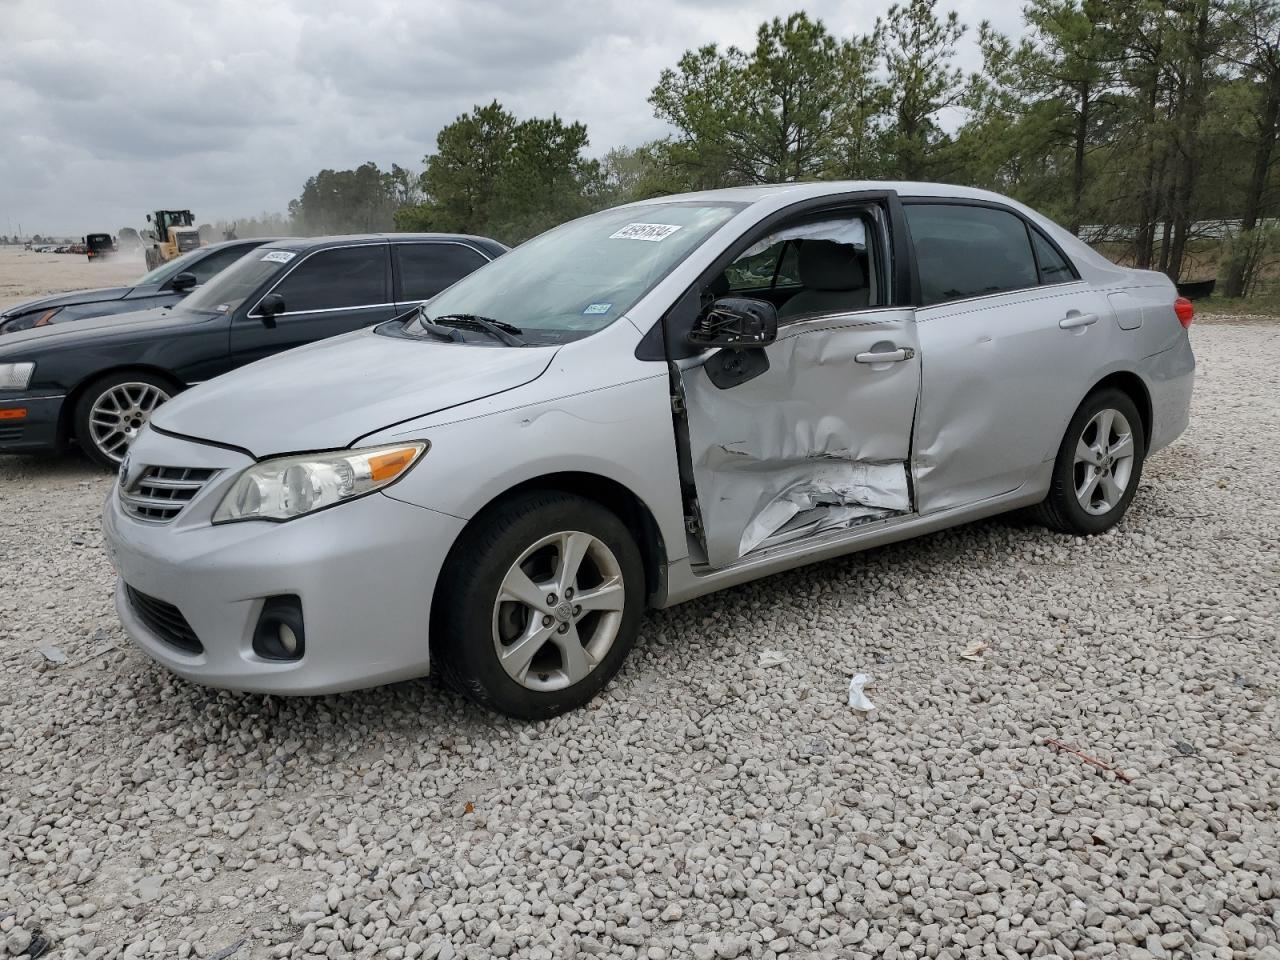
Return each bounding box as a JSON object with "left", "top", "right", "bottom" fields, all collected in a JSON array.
[
  {"left": 212, "top": 442, "right": 427, "bottom": 523},
  {"left": 0, "top": 362, "right": 35, "bottom": 390}
]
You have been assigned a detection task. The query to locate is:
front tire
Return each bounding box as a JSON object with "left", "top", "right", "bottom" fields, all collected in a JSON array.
[
  {"left": 1031, "top": 387, "right": 1145, "bottom": 535},
  {"left": 432, "top": 491, "right": 644, "bottom": 719},
  {"left": 74, "top": 372, "right": 175, "bottom": 469}
]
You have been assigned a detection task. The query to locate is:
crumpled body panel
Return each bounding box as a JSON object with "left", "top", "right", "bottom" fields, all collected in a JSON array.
[{"left": 680, "top": 313, "right": 920, "bottom": 567}]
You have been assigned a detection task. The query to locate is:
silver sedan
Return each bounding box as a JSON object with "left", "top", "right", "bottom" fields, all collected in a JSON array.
[{"left": 103, "top": 181, "right": 1195, "bottom": 718}]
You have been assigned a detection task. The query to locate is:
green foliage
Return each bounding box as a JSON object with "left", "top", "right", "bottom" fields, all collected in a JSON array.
[
  {"left": 394, "top": 102, "right": 603, "bottom": 244},
  {"left": 270, "top": 2, "right": 1280, "bottom": 296}
]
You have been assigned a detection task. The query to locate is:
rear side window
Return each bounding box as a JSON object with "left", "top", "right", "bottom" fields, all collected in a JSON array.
[
  {"left": 395, "top": 243, "right": 488, "bottom": 302},
  {"left": 187, "top": 245, "right": 255, "bottom": 284},
  {"left": 274, "top": 245, "right": 389, "bottom": 313},
  {"left": 905, "top": 204, "right": 1039, "bottom": 306},
  {"left": 1031, "top": 229, "right": 1075, "bottom": 284}
]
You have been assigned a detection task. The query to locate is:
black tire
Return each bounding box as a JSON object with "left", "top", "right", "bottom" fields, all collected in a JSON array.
[
  {"left": 432, "top": 491, "right": 645, "bottom": 720},
  {"left": 74, "top": 371, "right": 176, "bottom": 470},
  {"left": 1030, "top": 387, "right": 1146, "bottom": 535}
]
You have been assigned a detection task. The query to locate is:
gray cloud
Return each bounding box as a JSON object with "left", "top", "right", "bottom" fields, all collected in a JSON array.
[{"left": 0, "top": 0, "right": 1024, "bottom": 236}]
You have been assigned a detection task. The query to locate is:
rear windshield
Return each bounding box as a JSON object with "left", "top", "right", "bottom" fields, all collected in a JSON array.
[
  {"left": 181, "top": 249, "right": 300, "bottom": 314},
  {"left": 133, "top": 246, "right": 208, "bottom": 286}
]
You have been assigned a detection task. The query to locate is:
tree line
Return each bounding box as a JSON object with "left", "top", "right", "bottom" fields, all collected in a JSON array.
[{"left": 231, "top": 0, "right": 1280, "bottom": 296}]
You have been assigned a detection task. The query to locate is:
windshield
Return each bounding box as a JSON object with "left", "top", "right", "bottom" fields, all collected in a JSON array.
[
  {"left": 406, "top": 201, "right": 742, "bottom": 341},
  {"left": 133, "top": 246, "right": 208, "bottom": 286},
  {"left": 181, "top": 248, "right": 299, "bottom": 314}
]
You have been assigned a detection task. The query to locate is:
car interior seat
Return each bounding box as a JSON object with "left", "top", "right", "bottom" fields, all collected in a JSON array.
[{"left": 778, "top": 240, "right": 869, "bottom": 319}]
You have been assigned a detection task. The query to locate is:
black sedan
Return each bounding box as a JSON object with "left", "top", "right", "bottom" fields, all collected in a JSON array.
[
  {"left": 0, "top": 233, "right": 506, "bottom": 467},
  {"left": 0, "top": 238, "right": 277, "bottom": 334}
]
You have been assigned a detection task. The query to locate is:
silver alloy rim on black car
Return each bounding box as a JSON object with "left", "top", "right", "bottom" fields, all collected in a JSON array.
[
  {"left": 89, "top": 382, "right": 170, "bottom": 463},
  {"left": 491, "top": 530, "right": 626, "bottom": 692},
  {"left": 1073, "top": 408, "right": 1136, "bottom": 515}
]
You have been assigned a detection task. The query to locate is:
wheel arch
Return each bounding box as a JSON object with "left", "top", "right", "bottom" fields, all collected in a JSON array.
[
  {"left": 441, "top": 471, "right": 669, "bottom": 608},
  {"left": 1085, "top": 370, "right": 1153, "bottom": 451},
  {"left": 60, "top": 364, "right": 186, "bottom": 444}
]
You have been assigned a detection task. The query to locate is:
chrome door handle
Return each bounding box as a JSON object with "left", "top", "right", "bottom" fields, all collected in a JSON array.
[
  {"left": 1059, "top": 312, "right": 1098, "bottom": 329},
  {"left": 855, "top": 347, "right": 914, "bottom": 364}
]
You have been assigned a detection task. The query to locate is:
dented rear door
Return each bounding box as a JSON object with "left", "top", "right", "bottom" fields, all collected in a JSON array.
[{"left": 678, "top": 308, "right": 921, "bottom": 568}]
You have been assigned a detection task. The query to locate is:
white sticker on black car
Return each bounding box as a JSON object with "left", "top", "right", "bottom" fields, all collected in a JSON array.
[
  {"left": 608, "top": 223, "right": 683, "bottom": 242},
  {"left": 260, "top": 251, "right": 297, "bottom": 263}
]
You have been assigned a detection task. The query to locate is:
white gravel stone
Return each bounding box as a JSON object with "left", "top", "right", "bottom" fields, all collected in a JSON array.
[{"left": 1, "top": 322, "right": 1277, "bottom": 959}]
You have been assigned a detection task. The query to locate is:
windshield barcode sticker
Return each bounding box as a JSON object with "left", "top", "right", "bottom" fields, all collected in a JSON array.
[
  {"left": 609, "top": 223, "right": 683, "bottom": 242},
  {"left": 260, "top": 250, "right": 297, "bottom": 263}
]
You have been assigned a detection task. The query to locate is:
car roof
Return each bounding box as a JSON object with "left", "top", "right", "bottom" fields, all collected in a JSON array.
[
  {"left": 256, "top": 233, "right": 507, "bottom": 252},
  {"left": 625, "top": 180, "right": 1028, "bottom": 208}
]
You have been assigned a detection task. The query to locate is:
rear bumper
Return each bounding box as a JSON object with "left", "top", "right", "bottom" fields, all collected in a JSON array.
[
  {"left": 0, "top": 395, "right": 64, "bottom": 453},
  {"left": 1146, "top": 336, "right": 1195, "bottom": 454}
]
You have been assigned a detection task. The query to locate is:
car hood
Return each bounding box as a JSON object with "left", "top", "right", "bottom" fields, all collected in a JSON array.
[
  {"left": 1, "top": 285, "right": 137, "bottom": 317},
  {"left": 0, "top": 305, "right": 203, "bottom": 353},
  {"left": 150, "top": 327, "right": 559, "bottom": 458}
]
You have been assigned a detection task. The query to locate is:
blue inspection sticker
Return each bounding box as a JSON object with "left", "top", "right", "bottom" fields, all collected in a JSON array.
[{"left": 583, "top": 302, "right": 613, "bottom": 315}]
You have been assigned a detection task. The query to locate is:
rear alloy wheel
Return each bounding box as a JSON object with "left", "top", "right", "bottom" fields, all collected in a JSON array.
[
  {"left": 433, "top": 491, "right": 644, "bottom": 719},
  {"left": 75, "top": 372, "right": 174, "bottom": 469},
  {"left": 1030, "top": 387, "right": 1146, "bottom": 536}
]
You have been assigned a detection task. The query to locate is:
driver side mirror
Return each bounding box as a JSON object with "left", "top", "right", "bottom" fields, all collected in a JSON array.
[
  {"left": 686, "top": 297, "right": 778, "bottom": 350},
  {"left": 257, "top": 293, "right": 286, "bottom": 328},
  {"left": 686, "top": 297, "right": 778, "bottom": 390},
  {"left": 170, "top": 271, "right": 198, "bottom": 293}
]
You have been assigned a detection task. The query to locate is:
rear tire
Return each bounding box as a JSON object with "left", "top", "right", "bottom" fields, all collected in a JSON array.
[
  {"left": 74, "top": 371, "right": 175, "bottom": 470},
  {"left": 1030, "top": 388, "right": 1145, "bottom": 535},
  {"left": 432, "top": 491, "right": 644, "bottom": 719}
]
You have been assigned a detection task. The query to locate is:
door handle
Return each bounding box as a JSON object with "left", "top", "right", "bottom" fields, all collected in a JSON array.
[
  {"left": 1059, "top": 312, "right": 1098, "bottom": 330},
  {"left": 855, "top": 347, "right": 914, "bottom": 364}
]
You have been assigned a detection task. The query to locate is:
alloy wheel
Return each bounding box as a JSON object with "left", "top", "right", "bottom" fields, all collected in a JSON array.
[
  {"left": 491, "top": 530, "right": 626, "bottom": 692},
  {"left": 1073, "top": 407, "right": 1135, "bottom": 516},
  {"left": 88, "top": 382, "right": 170, "bottom": 464}
]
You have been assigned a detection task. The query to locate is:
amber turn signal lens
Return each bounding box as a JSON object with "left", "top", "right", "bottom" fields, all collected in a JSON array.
[
  {"left": 0, "top": 408, "right": 27, "bottom": 420},
  {"left": 368, "top": 447, "right": 420, "bottom": 482}
]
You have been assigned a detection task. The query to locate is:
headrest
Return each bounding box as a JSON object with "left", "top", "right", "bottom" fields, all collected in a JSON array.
[{"left": 798, "top": 240, "right": 864, "bottom": 291}]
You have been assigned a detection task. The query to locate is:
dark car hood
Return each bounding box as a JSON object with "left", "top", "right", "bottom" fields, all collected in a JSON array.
[
  {"left": 150, "top": 327, "right": 558, "bottom": 458},
  {"left": 1, "top": 285, "right": 138, "bottom": 317},
  {"left": 0, "top": 305, "right": 204, "bottom": 354}
]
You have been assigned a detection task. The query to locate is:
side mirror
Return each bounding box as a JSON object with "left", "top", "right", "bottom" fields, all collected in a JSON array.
[
  {"left": 257, "top": 293, "right": 286, "bottom": 328},
  {"left": 686, "top": 297, "right": 778, "bottom": 351},
  {"left": 170, "top": 272, "right": 198, "bottom": 293}
]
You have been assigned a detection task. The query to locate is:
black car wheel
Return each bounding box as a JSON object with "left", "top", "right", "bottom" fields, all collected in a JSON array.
[{"left": 74, "top": 371, "right": 175, "bottom": 469}]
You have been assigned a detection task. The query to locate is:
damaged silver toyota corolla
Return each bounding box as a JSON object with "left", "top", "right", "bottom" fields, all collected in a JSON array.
[{"left": 103, "top": 182, "right": 1195, "bottom": 718}]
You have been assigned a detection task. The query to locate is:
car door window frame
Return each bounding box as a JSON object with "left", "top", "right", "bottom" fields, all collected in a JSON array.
[
  {"left": 246, "top": 242, "right": 393, "bottom": 319},
  {"left": 901, "top": 197, "right": 1082, "bottom": 309},
  {"left": 390, "top": 240, "right": 495, "bottom": 303},
  {"left": 640, "top": 189, "right": 916, "bottom": 361}
]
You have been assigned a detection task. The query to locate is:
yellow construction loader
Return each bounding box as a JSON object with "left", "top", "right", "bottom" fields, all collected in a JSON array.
[{"left": 142, "top": 210, "right": 204, "bottom": 270}]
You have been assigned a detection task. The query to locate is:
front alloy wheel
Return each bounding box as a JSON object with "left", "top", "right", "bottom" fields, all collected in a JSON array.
[
  {"left": 74, "top": 371, "right": 175, "bottom": 469},
  {"left": 433, "top": 491, "right": 644, "bottom": 719},
  {"left": 493, "top": 531, "right": 626, "bottom": 692}
]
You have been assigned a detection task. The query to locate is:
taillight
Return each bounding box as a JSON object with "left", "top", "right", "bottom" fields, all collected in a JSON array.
[{"left": 1174, "top": 297, "right": 1194, "bottom": 328}]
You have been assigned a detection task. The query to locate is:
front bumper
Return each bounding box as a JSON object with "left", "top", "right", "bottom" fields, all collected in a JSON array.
[
  {"left": 0, "top": 395, "right": 64, "bottom": 453},
  {"left": 103, "top": 429, "right": 467, "bottom": 695}
]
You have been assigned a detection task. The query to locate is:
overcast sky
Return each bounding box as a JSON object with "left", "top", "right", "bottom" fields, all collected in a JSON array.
[{"left": 0, "top": 0, "right": 1025, "bottom": 237}]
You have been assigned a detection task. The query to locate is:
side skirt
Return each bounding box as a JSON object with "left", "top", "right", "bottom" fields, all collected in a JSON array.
[{"left": 656, "top": 470, "right": 1051, "bottom": 608}]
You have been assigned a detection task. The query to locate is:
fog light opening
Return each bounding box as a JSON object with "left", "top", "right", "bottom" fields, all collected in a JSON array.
[{"left": 252, "top": 595, "right": 305, "bottom": 662}]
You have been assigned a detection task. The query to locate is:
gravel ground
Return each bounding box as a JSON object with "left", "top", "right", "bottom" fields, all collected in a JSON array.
[{"left": 2, "top": 322, "right": 1278, "bottom": 960}]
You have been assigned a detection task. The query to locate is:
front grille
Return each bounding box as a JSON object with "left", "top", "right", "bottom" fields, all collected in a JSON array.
[
  {"left": 120, "top": 466, "right": 218, "bottom": 523},
  {"left": 177, "top": 233, "right": 201, "bottom": 252},
  {"left": 125, "top": 585, "right": 203, "bottom": 654},
  {"left": 0, "top": 425, "right": 22, "bottom": 444}
]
